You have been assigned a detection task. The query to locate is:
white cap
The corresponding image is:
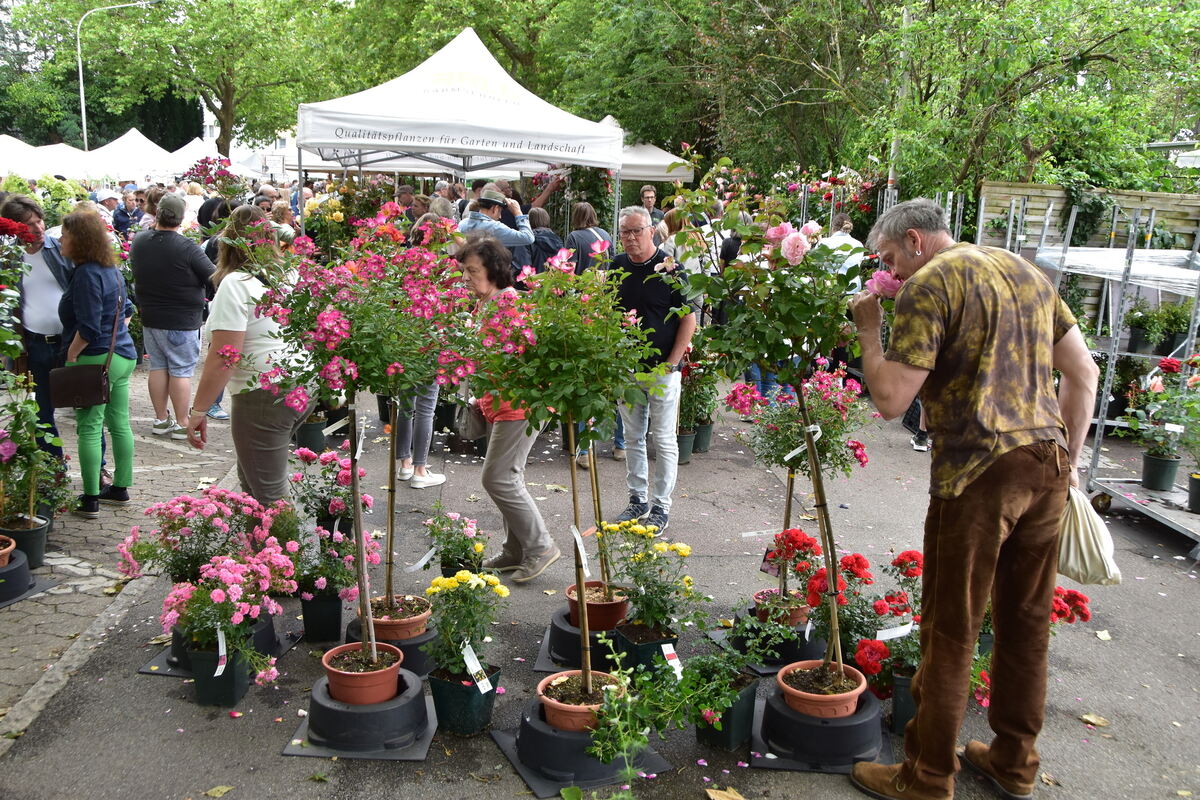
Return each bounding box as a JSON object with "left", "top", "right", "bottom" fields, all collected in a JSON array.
[{"left": 96, "top": 189, "right": 120, "bottom": 203}]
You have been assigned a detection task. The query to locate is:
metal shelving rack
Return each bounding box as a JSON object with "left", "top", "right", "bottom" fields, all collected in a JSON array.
[{"left": 1073, "top": 213, "right": 1200, "bottom": 543}]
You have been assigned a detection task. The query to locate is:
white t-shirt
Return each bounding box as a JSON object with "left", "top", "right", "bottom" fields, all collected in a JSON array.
[
  {"left": 21, "top": 249, "right": 65, "bottom": 335},
  {"left": 204, "top": 271, "right": 286, "bottom": 393}
]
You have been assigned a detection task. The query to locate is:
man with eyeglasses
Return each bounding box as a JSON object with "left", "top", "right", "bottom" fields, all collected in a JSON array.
[{"left": 610, "top": 206, "right": 696, "bottom": 534}]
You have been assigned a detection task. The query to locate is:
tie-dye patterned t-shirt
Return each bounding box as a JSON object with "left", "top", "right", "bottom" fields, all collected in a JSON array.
[{"left": 886, "top": 243, "right": 1075, "bottom": 498}]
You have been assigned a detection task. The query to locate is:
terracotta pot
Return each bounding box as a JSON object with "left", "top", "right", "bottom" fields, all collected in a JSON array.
[
  {"left": 775, "top": 659, "right": 868, "bottom": 719},
  {"left": 567, "top": 581, "right": 629, "bottom": 631},
  {"left": 752, "top": 589, "right": 809, "bottom": 627},
  {"left": 370, "top": 595, "right": 432, "bottom": 640},
  {"left": 0, "top": 535, "right": 15, "bottom": 568},
  {"left": 321, "top": 642, "right": 404, "bottom": 705},
  {"left": 536, "top": 669, "right": 619, "bottom": 732}
]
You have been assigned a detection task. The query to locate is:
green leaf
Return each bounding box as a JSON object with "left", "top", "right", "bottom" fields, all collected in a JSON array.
[
  {"left": 559, "top": 787, "right": 584, "bottom": 800},
  {"left": 204, "top": 788, "right": 234, "bottom": 798}
]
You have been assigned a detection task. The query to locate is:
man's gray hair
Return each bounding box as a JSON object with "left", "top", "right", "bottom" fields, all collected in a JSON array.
[
  {"left": 618, "top": 206, "right": 652, "bottom": 228},
  {"left": 434, "top": 180, "right": 450, "bottom": 192},
  {"left": 868, "top": 198, "right": 949, "bottom": 250}
]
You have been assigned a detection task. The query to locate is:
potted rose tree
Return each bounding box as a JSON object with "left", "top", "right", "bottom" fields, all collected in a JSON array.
[
  {"left": 669, "top": 154, "right": 873, "bottom": 712},
  {"left": 1118, "top": 356, "right": 1193, "bottom": 490},
  {"left": 470, "top": 252, "right": 659, "bottom": 701},
  {"left": 259, "top": 212, "right": 475, "bottom": 688}
]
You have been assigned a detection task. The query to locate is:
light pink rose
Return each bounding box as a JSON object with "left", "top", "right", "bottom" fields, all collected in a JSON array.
[
  {"left": 764, "top": 222, "right": 795, "bottom": 245},
  {"left": 865, "top": 270, "right": 904, "bottom": 299},
  {"left": 781, "top": 232, "right": 811, "bottom": 265},
  {"left": 799, "top": 220, "right": 822, "bottom": 237}
]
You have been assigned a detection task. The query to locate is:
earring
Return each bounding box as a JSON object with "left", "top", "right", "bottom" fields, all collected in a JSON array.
[{"left": 914, "top": 250, "right": 922, "bottom": 256}]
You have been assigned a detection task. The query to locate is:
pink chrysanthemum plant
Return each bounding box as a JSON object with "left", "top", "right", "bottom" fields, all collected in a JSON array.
[{"left": 160, "top": 538, "right": 298, "bottom": 685}]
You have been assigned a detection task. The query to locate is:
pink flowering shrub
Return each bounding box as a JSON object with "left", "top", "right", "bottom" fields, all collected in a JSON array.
[
  {"left": 423, "top": 502, "right": 488, "bottom": 572},
  {"left": 287, "top": 446, "right": 371, "bottom": 523},
  {"left": 159, "top": 538, "right": 297, "bottom": 685}
]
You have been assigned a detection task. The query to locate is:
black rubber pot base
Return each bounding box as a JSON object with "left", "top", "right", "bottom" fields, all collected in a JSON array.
[
  {"left": 344, "top": 619, "right": 436, "bottom": 679},
  {"left": 138, "top": 625, "right": 304, "bottom": 678},
  {"left": 282, "top": 697, "right": 437, "bottom": 761},
  {"left": 0, "top": 550, "right": 56, "bottom": 609},
  {"left": 492, "top": 701, "right": 671, "bottom": 799},
  {"left": 750, "top": 687, "right": 884, "bottom": 774}
]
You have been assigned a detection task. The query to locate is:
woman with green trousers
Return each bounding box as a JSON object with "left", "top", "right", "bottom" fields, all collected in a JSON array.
[{"left": 57, "top": 206, "right": 137, "bottom": 518}]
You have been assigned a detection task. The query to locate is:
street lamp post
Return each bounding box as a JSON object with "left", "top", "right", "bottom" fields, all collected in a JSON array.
[{"left": 75, "top": 0, "right": 163, "bottom": 151}]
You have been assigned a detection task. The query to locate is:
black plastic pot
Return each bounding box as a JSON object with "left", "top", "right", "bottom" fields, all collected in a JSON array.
[
  {"left": 168, "top": 613, "right": 278, "bottom": 672},
  {"left": 301, "top": 595, "right": 344, "bottom": 642},
  {"left": 344, "top": 618, "right": 436, "bottom": 679},
  {"left": 677, "top": 432, "right": 696, "bottom": 465},
  {"left": 0, "top": 549, "right": 34, "bottom": 603},
  {"left": 977, "top": 632, "right": 994, "bottom": 657},
  {"left": 614, "top": 624, "right": 678, "bottom": 671},
  {"left": 891, "top": 672, "right": 916, "bottom": 735},
  {"left": 692, "top": 423, "right": 714, "bottom": 453},
  {"left": 306, "top": 670, "right": 429, "bottom": 751},
  {"left": 187, "top": 649, "right": 251, "bottom": 707},
  {"left": 547, "top": 606, "right": 613, "bottom": 670},
  {"left": 758, "top": 684, "right": 882, "bottom": 769},
  {"left": 731, "top": 607, "right": 827, "bottom": 666},
  {"left": 1, "top": 516, "right": 49, "bottom": 570},
  {"left": 315, "top": 515, "right": 354, "bottom": 536},
  {"left": 294, "top": 420, "right": 328, "bottom": 452},
  {"left": 1142, "top": 452, "right": 1181, "bottom": 491},
  {"left": 514, "top": 699, "right": 637, "bottom": 783},
  {"left": 433, "top": 401, "right": 456, "bottom": 433},
  {"left": 696, "top": 681, "right": 757, "bottom": 750},
  {"left": 1189, "top": 473, "right": 1200, "bottom": 514},
  {"left": 428, "top": 666, "right": 500, "bottom": 736}
]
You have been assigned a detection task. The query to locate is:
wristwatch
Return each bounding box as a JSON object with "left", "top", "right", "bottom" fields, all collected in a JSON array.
[{"left": 669, "top": 361, "right": 683, "bottom": 373}]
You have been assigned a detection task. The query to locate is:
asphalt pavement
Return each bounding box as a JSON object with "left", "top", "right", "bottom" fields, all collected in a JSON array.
[{"left": 0, "top": 373, "right": 1197, "bottom": 800}]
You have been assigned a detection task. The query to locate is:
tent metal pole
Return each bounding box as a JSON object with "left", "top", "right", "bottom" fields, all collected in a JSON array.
[
  {"left": 612, "top": 169, "right": 621, "bottom": 239},
  {"left": 297, "top": 146, "right": 305, "bottom": 237}
]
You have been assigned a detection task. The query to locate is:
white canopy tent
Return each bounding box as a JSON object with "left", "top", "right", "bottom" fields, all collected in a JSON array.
[
  {"left": 31, "top": 142, "right": 92, "bottom": 180},
  {"left": 0, "top": 135, "right": 43, "bottom": 178},
  {"left": 84, "top": 128, "right": 173, "bottom": 180},
  {"left": 296, "top": 28, "right": 623, "bottom": 175},
  {"left": 598, "top": 115, "right": 694, "bottom": 183}
]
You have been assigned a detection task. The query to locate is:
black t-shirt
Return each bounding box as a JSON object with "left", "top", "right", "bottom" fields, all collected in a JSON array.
[
  {"left": 128, "top": 229, "right": 215, "bottom": 330},
  {"left": 613, "top": 248, "right": 689, "bottom": 366}
]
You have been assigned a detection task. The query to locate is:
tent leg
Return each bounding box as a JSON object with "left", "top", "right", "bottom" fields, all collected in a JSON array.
[
  {"left": 297, "top": 147, "right": 305, "bottom": 237},
  {"left": 612, "top": 169, "right": 621, "bottom": 240}
]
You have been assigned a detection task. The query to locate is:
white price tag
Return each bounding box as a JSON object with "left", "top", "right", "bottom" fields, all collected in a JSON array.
[
  {"left": 405, "top": 546, "right": 438, "bottom": 573},
  {"left": 461, "top": 642, "right": 493, "bottom": 694},
  {"left": 803, "top": 620, "right": 813, "bottom": 641},
  {"left": 661, "top": 643, "right": 683, "bottom": 680},
  {"left": 1164, "top": 423, "right": 1185, "bottom": 434},
  {"left": 570, "top": 526, "right": 591, "bottom": 579},
  {"left": 214, "top": 628, "right": 227, "bottom": 677},
  {"left": 876, "top": 621, "right": 914, "bottom": 641}
]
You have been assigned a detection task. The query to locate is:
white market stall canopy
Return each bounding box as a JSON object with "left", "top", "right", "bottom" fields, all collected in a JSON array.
[
  {"left": 83, "top": 128, "right": 173, "bottom": 179},
  {"left": 599, "top": 115, "right": 694, "bottom": 183},
  {"left": 297, "top": 28, "right": 624, "bottom": 172},
  {"left": 31, "top": 142, "right": 92, "bottom": 179}
]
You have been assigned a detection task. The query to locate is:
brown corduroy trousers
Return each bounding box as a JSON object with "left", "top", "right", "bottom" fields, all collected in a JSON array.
[{"left": 899, "top": 441, "right": 1069, "bottom": 797}]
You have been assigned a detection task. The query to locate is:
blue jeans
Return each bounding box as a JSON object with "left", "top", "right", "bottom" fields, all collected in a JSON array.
[
  {"left": 619, "top": 371, "right": 681, "bottom": 512},
  {"left": 744, "top": 363, "right": 779, "bottom": 401},
  {"left": 24, "top": 335, "right": 64, "bottom": 457},
  {"left": 392, "top": 381, "right": 439, "bottom": 467},
  {"left": 577, "top": 410, "right": 625, "bottom": 454}
]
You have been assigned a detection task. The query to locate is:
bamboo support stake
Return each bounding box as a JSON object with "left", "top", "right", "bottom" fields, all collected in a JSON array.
[
  {"left": 780, "top": 469, "right": 795, "bottom": 597},
  {"left": 347, "top": 395, "right": 377, "bottom": 660},
  {"left": 586, "top": 446, "right": 612, "bottom": 592},
  {"left": 383, "top": 397, "right": 399, "bottom": 608},
  {"left": 566, "top": 417, "right": 592, "bottom": 693}
]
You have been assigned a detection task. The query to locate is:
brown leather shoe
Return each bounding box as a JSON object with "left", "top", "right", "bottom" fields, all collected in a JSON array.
[
  {"left": 482, "top": 548, "right": 523, "bottom": 573},
  {"left": 850, "top": 762, "right": 951, "bottom": 800},
  {"left": 960, "top": 741, "right": 1034, "bottom": 800}
]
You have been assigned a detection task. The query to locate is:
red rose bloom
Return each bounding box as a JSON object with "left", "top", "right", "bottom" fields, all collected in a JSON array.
[
  {"left": 892, "top": 550, "right": 923, "bottom": 578},
  {"left": 872, "top": 599, "right": 890, "bottom": 616},
  {"left": 1158, "top": 357, "right": 1182, "bottom": 374},
  {"left": 854, "top": 639, "right": 891, "bottom": 676},
  {"left": 839, "top": 553, "right": 874, "bottom": 584}
]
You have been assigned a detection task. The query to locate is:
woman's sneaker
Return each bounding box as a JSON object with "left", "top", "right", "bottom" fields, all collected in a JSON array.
[
  {"left": 910, "top": 431, "right": 931, "bottom": 452},
  {"left": 72, "top": 495, "right": 100, "bottom": 519},
  {"left": 97, "top": 486, "right": 131, "bottom": 506}
]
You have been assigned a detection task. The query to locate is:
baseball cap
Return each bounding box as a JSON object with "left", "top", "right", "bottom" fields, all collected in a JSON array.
[
  {"left": 96, "top": 189, "right": 120, "bottom": 203},
  {"left": 122, "top": 183, "right": 138, "bottom": 192},
  {"left": 479, "top": 189, "right": 507, "bottom": 206},
  {"left": 156, "top": 193, "right": 186, "bottom": 226}
]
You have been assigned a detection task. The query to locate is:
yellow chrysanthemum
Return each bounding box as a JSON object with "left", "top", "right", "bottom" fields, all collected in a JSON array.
[
  {"left": 653, "top": 542, "right": 669, "bottom": 553},
  {"left": 425, "top": 586, "right": 440, "bottom": 595},
  {"left": 494, "top": 585, "right": 510, "bottom": 598},
  {"left": 473, "top": 542, "right": 485, "bottom": 553},
  {"left": 455, "top": 569, "right": 474, "bottom": 582},
  {"left": 602, "top": 523, "right": 618, "bottom": 533},
  {"left": 483, "top": 574, "right": 500, "bottom": 586},
  {"left": 632, "top": 524, "right": 648, "bottom": 536},
  {"left": 682, "top": 575, "right": 694, "bottom": 588},
  {"left": 670, "top": 543, "right": 692, "bottom": 557}
]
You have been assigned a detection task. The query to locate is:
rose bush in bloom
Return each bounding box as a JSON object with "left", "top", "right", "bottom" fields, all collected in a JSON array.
[
  {"left": 160, "top": 539, "right": 297, "bottom": 685},
  {"left": 422, "top": 502, "right": 488, "bottom": 572},
  {"left": 287, "top": 445, "right": 372, "bottom": 524}
]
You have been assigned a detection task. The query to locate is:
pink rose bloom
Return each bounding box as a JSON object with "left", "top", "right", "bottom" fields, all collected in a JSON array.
[
  {"left": 799, "top": 220, "right": 822, "bottom": 237},
  {"left": 300, "top": 591, "right": 314, "bottom": 601},
  {"left": 764, "top": 222, "right": 795, "bottom": 245},
  {"left": 285, "top": 540, "right": 299, "bottom": 553},
  {"left": 865, "top": 270, "right": 904, "bottom": 299},
  {"left": 314, "top": 576, "right": 327, "bottom": 590},
  {"left": 781, "top": 232, "right": 810, "bottom": 265},
  {"left": 210, "top": 589, "right": 226, "bottom": 604},
  {"left": 1148, "top": 376, "right": 1165, "bottom": 393}
]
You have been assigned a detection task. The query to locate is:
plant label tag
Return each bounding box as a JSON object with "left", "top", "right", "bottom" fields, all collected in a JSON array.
[
  {"left": 214, "top": 628, "right": 227, "bottom": 677},
  {"left": 1165, "top": 423, "right": 1185, "bottom": 433},
  {"left": 322, "top": 417, "right": 348, "bottom": 436},
  {"left": 759, "top": 548, "right": 780, "bottom": 577},
  {"left": 661, "top": 643, "right": 683, "bottom": 681},
  {"left": 570, "top": 526, "right": 591, "bottom": 578},
  {"left": 803, "top": 620, "right": 813, "bottom": 641},
  {"left": 784, "top": 444, "right": 807, "bottom": 462},
  {"left": 806, "top": 424, "right": 823, "bottom": 441},
  {"left": 461, "top": 642, "right": 493, "bottom": 694},
  {"left": 876, "top": 621, "right": 913, "bottom": 641},
  {"left": 405, "top": 546, "right": 437, "bottom": 573}
]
